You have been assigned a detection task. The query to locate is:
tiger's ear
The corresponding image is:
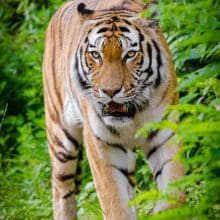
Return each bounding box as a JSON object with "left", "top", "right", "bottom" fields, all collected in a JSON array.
[
  {"left": 138, "top": 19, "right": 159, "bottom": 33},
  {"left": 77, "top": 3, "right": 94, "bottom": 17},
  {"left": 146, "top": 19, "right": 159, "bottom": 29}
]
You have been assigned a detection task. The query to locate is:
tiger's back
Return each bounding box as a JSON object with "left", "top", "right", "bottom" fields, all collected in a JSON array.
[{"left": 43, "top": 1, "right": 185, "bottom": 219}]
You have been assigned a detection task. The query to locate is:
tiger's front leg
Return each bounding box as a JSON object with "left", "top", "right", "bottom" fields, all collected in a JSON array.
[
  {"left": 83, "top": 126, "right": 137, "bottom": 220},
  {"left": 47, "top": 123, "right": 82, "bottom": 220},
  {"left": 144, "top": 129, "right": 185, "bottom": 213}
]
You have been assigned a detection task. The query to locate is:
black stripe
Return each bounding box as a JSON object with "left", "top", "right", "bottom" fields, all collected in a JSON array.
[
  {"left": 129, "top": 96, "right": 149, "bottom": 113},
  {"left": 147, "top": 43, "right": 152, "bottom": 67},
  {"left": 118, "top": 26, "right": 130, "bottom": 32},
  {"left": 62, "top": 190, "right": 75, "bottom": 199},
  {"left": 112, "top": 165, "right": 135, "bottom": 187},
  {"left": 75, "top": 148, "right": 83, "bottom": 179},
  {"left": 110, "top": 143, "right": 127, "bottom": 153},
  {"left": 75, "top": 147, "right": 83, "bottom": 193},
  {"left": 48, "top": 138, "right": 78, "bottom": 163},
  {"left": 146, "top": 147, "right": 158, "bottom": 160},
  {"left": 122, "top": 19, "right": 132, "bottom": 25},
  {"left": 89, "top": 43, "right": 96, "bottom": 48},
  {"left": 117, "top": 167, "right": 134, "bottom": 176},
  {"left": 75, "top": 52, "right": 90, "bottom": 90},
  {"left": 79, "top": 47, "right": 91, "bottom": 76},
  {"left": 138, "top": 29, "right": 144, "bottom": 42},
  {"left": 147, "top": 133, "right": 175, "bottom": 159},
  {"left": 152, "top": 40, "right": 162, "bottom": 66},
  {"left": 54, "top": 153, "right": 66, "bottom": 163},
  {"left": 84, "top": 36, "right": 89, "bottom": 43},
  {"left": 56, "top": 173, "right": 75, "bottom": 181},
  {"left": 138, "top": 44, "right": 153, "bottom": 79},
  {"left": 48, "top": 140, "right": 68, "bottom": 163},
  {"left": 95, "top": 109, "right": 120, "bottom": 137},
  {"left": 131, "top": 72, "right": 139, "bottom": 80},
  {"left": 62, "top": 128, "right": 80, "bottom": 149},
  {"left": 131, "top": 42, "right": 138, "bottom": 47},
  {"left": 95, "top": 135, "right": 127, "bottom": 153},
  {"left": 57, "top": 152, "right": 78, "bottom": 161},
  {"left": 112, "top": 16, "right": 120, "bottom": 21},
  {"left": 146, "top": 42, "right": 154, "bottom": 80},
  {"left": 106, "top": 125, "right": 120, "bottom": 136},
  {"left": 154, "top": 169, "right": 162, "bottom": 179},
  {"left": 154, "top": 159, "right": 172, "bottom": 180},
  {"left": 47, "top": 126, "right": 77, "bottom": 154},
  {"left": 147, "top": 129, "right": 159, "bottom": 140},
  {"left": 152, "top": 40, "right": 162, "bottom": 88},
  {"left": 53, "top": 134, "right": 69, "bottom": 152},
  {"left": 97, "top": 27, "right": 109, "bottom": 33}
]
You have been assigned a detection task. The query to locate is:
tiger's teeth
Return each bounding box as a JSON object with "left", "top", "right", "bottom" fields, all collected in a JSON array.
[
  {"left": 123, "top": 105, "right": 128, "bottom": 113},
  {"left": 104, "top": 104, "right": 109, "bottom": 112}
]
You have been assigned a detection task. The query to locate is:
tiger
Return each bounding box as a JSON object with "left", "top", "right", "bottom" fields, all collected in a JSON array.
[{"left": 43, "top": 0, "right": 185, "bottom": 219}]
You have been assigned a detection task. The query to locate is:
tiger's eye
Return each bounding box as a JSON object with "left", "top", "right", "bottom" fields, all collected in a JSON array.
[
  {"left": 127, "top": 50, "right": 136, "bottom": 58},
  {"left": 90, "top": 51, "right": 100, "bottom": 59}
]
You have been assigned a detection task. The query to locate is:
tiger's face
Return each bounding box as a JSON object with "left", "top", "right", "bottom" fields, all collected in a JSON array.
[{"left": 75, "top": 14, "right": 166, "bottom": 125}]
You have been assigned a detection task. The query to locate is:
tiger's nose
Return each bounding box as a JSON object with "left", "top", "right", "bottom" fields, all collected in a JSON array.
[{"left": 101, "top": 87, "right": 121, "bottom": 98}]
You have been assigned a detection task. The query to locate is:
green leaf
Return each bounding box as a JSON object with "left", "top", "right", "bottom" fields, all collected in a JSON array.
[
  {"left": 178, "top": 62, "right": 220, "bottom": 91},
  {"left": 174, "top": 31, "right": 220, "bottom": 49}
]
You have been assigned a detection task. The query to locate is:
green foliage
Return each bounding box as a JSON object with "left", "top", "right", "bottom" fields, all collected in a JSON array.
[
  {"left": 135, "top": 104, "right": 220, "bottom": 219},
  {"left": 0, "top": 0, "right": 219, "bottom": 219},
  {"left": 134, "top": 0, "right": 220, "bottom": 219},
  {"left": 0, "top": 1, "right": 63, "bottom": 219}
]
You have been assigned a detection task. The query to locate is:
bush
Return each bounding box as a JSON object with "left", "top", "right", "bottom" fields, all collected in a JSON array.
[
  {"left": 0, "top": 1, "right": 62, "bottom": 219},
  {"left": 134, "top": 0, "right": 220, "bottom": 219}
]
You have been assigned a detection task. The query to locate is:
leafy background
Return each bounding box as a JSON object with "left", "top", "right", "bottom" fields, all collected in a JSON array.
[{"left": 0, "top": 0, "right": 219, "bottom": 219}]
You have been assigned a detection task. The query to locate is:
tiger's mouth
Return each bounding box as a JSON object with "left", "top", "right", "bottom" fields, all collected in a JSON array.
[{"left": 102, "top": 101, "right": 136, "bottom": 118}]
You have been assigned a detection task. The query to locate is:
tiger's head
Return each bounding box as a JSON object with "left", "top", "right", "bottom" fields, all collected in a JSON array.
[{"left": 74, "top": 3, "right": 174, "bottom": 126}]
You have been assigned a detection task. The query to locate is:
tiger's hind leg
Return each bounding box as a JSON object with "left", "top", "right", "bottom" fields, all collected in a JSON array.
[
  {"left": 143, "top": 129, "right": 185, "bottom": 213},
  {"left": 47, "top": 123, "right": 82, "bottom": 220}
]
